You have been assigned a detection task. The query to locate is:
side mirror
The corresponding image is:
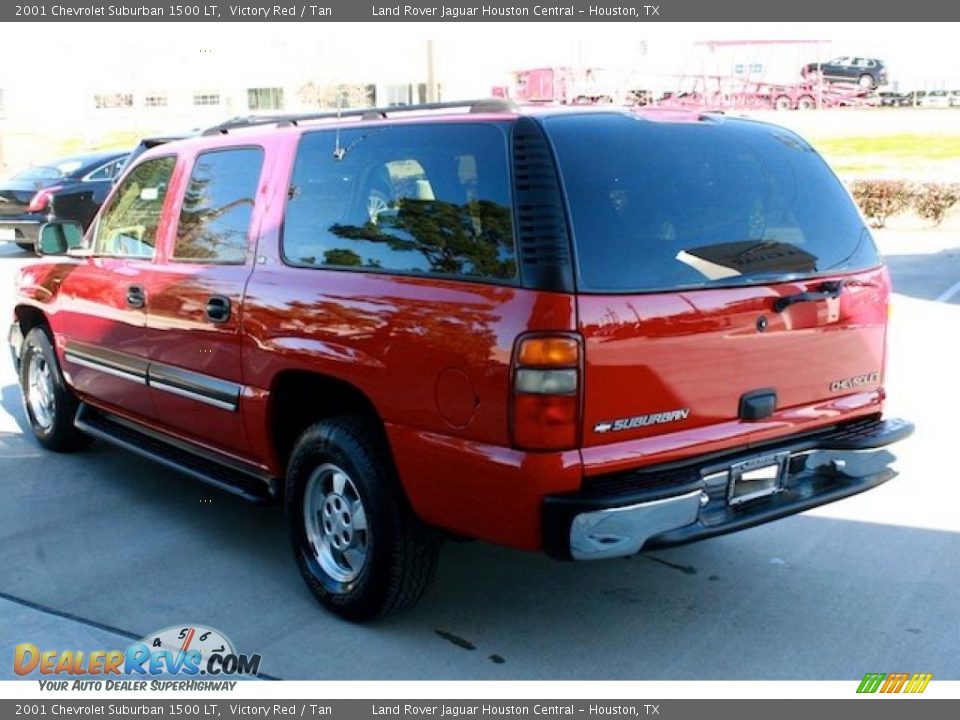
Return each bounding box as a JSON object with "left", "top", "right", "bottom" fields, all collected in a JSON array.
[{"left": 37, "top": 221, "right": 84, "bottom": 256}]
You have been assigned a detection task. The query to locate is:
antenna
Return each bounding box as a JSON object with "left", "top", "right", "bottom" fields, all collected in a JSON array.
[{"left": 333, "top": 92, "right": 345, "bottom": 160}]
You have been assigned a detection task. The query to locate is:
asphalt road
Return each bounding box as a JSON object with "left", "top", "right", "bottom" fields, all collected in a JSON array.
[{"left": 0, "top": 232, "right": 958, "bottom": 681}]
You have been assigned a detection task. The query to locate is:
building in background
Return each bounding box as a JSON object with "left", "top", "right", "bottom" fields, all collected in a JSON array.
[
  {"left": 0, "top": 36, "right": 449, "bottom": 173},
  {"left": 1, "top": 25, "right": 958, "bottom": 174}
]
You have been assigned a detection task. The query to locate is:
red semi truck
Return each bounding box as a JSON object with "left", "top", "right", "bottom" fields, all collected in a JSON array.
[{"left": 494, "top": 67, "right": 651, "bottom": 106}]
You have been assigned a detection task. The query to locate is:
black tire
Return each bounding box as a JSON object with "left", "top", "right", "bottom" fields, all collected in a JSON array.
[
  {"left": 797, "top": 95, "right": 816, "bottom": 111},
  {"left": 773, "top": 95, "right": 793, "bottom": 111},
  {"left": 858, "top": 73, "right": 875, "bottom": 89},
  {"left": 286, "top": 417, "right": 441, "bottom": 621},
  {"left": 16, "top": 242, "right": 36, "bottom": 253},
  {"left": 18, "top": 327, "right": 91, "bottom": 452}
]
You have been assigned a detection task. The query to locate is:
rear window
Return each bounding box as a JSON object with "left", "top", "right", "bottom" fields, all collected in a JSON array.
[
  {"left": 12, "top": 160, "right": 84, "bottom": 181},
  {"left": 547, "top": 114, "right": 879, "bottom": 293},
  {"left": 282, "top": 122, "right": 517, "bottom": 283}
]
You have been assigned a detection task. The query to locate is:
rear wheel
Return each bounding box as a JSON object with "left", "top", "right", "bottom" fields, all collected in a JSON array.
[
  {"left": 19, "top": 327, "right": 90, "bottom": 452},
  {"left": 797, "top": 95, "right": 816, "bottom": 111},
  {"left": 286, "top": 417, "right": 441, "bottom": 621}
]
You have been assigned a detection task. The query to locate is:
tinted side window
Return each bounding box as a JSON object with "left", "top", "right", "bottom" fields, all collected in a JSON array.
[
  {"left": 173, "top": 148, "right": 263, "bottom": 264},
  {"left": 86, "top": 157, "right": 127, "bottom": 181},
  {"left": 283, "top": 123, "right": 516, "bottom": 282},
  {"left": 93, "top": 156, "right": 175, "bottom": 258}
]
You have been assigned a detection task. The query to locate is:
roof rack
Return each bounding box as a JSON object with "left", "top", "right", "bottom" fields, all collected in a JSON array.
[{"left": 201, "top": 98, "right": 518, "bottom": 136}]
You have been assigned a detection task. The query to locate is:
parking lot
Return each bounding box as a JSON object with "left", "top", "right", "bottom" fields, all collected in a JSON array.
[{"left": 1, "top": 227, "right": 958, "bottom": 681}]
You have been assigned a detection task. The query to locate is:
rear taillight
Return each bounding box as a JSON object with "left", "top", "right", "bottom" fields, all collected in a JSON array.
[
  {"left": 510, "top": 333, "right": 582, "bottom": 451},
  {"left": 27, "top": 185, "right": 62, "bottom": 214}
]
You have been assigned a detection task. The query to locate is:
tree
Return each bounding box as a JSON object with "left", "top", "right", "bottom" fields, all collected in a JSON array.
[
  {"left": 328, "top": 198, "right": 516, "bottom": 279},
  {"left": 296, "top": 82, "right": 374, "bottom": 109},
  {"left": 323, "top": 248, "right": 363, "bottom": 267}
]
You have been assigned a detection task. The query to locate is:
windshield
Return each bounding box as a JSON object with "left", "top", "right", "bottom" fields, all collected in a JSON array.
[{"left": 546, "top": 113, "right": 879, "bottom": 293}]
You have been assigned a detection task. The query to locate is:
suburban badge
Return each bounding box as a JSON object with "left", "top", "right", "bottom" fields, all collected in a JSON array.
[{"left": 594, "top": 408, "right": 691, "bottom": 433}]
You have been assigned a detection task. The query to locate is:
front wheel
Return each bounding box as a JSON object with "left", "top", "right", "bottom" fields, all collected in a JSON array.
[
  {"left": 286, "top": 417, "right": 441, "bottom": 621},
  {"left": 858, "top": 73, "right": 875, "bottom": 89},
  {"left": 19, "top": 327, "right": 90, "bottom": 452},
  {"left": 16, "top": 242, "right": 36, "bottom": 253}
]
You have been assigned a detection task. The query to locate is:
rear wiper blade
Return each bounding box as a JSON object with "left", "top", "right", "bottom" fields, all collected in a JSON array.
[{"left": 773, "top": 280, "right": 844, "bottom": 313}]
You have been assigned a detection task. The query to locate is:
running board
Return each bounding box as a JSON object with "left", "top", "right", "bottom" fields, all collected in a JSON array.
[{"left": 74, "top": 403, "right": 277, "bottom": 503}]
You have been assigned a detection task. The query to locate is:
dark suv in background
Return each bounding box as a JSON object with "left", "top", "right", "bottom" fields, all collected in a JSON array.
[{"left": 802, "top": 57, "right": 888, "bottom": 88}]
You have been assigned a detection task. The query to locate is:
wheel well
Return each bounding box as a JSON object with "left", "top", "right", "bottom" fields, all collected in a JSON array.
[
  {"left": 269, "top": 371, "right": 386, "bottom": 473},
  {"left": 14, "top": 306, "right": 50, "bottom": 337}
]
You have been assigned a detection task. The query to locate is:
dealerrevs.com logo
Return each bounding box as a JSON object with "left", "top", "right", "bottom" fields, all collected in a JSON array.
[{"left": 14, "top": 625, "right": 262, "bottom": 690}]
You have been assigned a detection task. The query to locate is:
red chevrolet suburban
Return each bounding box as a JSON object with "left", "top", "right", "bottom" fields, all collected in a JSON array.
[{"left": 8, "top": 100, "right": 913, "bottom": 620}]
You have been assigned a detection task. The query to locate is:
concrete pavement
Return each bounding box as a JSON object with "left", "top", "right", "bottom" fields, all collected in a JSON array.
[{"left": 0, "top": 231, "right": 958, "bottom": 681}]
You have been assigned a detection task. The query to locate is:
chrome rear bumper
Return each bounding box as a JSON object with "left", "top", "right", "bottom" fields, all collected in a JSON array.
[
  {"left": 570, "top": 490, "right": 702, "bottom": 560},
  {"left": 545, "top": 416, "right": 914, "bottom": 561}
]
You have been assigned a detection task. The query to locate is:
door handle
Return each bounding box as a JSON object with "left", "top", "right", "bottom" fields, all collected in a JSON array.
[
  {"left": 205, "top": 295, "right": 232, "bottom": 323},
  {"left": 126, "top": 285, "right": 146, "bottom": 309}
]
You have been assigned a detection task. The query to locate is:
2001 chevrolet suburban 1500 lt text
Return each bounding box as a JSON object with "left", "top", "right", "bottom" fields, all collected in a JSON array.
[{"left": 8, "top": 100, "right": 914, "bottom": 620}]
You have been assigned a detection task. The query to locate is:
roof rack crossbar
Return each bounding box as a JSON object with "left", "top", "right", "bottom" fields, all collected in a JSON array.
[{"left": 201, "top": 98, "right": 517, "bottom": 136}]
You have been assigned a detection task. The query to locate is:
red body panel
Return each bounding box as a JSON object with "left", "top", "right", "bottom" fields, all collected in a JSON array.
[
  {"left": 580, "top": 390, "right": 883, "bottom": 476},
  {"left": 386, "top": 424, "right": 583, "bottom": 549},
  {"left": 54, "top": 259, "right": 156, "bottom": 419},
  {"left": 145, "top": 261, "right": 254, "bottom": 457},
  {"left": 578, "top": 266, "right": 889, "bottom": 450},
  {"left": 239, "top": 266, "right": 577, "bottom": 548},
  {"left": 139, "top": 142, "right": 274, "bottom": 459}
]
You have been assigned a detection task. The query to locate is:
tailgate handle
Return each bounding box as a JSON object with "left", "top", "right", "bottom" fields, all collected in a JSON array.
[
  {"left": 740, "top": 389, "right": 777, "bottom": 421},
  {"left": 773, "top": 280, "right": 844, "bottom": 313}
]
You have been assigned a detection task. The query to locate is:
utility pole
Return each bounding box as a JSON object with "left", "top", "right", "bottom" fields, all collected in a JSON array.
[{"left": 426, "top": 40, "right": 438, "bottom": 102}]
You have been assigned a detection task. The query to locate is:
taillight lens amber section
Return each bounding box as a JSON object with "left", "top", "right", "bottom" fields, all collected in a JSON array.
[{"left": 517, "top": 337, "right": 579, "bottom": 367}]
